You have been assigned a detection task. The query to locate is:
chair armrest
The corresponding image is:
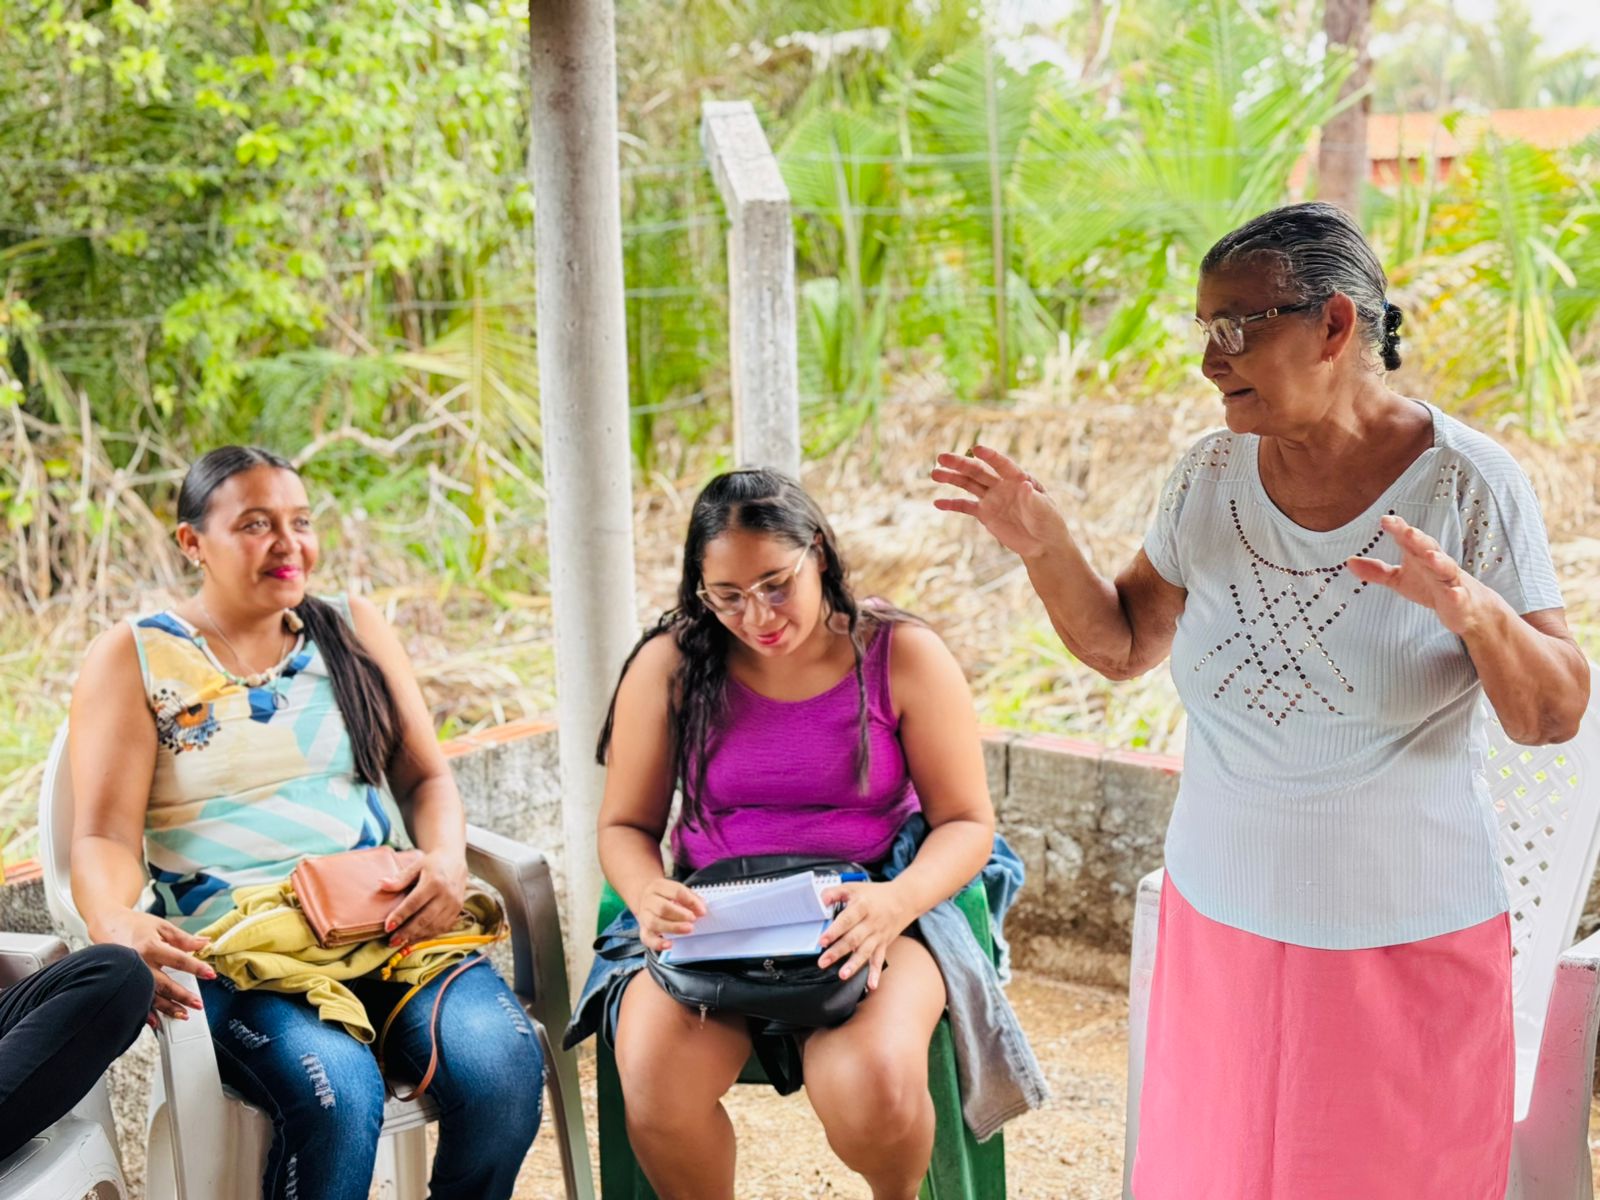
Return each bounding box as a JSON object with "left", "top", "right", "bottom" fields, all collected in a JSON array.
[
  {"left": 465, "top": 824, "right": 569, "bottom": 1021},
  {"left": 155, "top": 968, "right": 234, "bottom": 1199},
  {"left": 464, "top": 823, "right": 594, "bottom": 1200},
  {"left": 1558, "top": 926, "right": 1600, "bottom": 971},
  {"left": 0, "top": 932, "right": 68, "bottom": 987}
]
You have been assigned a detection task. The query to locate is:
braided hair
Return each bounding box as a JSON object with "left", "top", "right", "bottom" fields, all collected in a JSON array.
[{"left": 596, "top": 468, "right": 918, "bottom": 829}]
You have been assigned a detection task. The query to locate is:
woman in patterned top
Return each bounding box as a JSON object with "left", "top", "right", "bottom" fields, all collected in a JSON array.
[
  {"left": 68, "top": 447, "right": 543, "bottom": 1200},
  {"left": 933, "top": 202, "right": 1590, "bottom": 1199}
]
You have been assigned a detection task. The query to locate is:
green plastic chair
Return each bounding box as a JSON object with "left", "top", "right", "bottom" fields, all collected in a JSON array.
[{"left": 595, "top": 878, "right": 1006, "bottom": 1199}]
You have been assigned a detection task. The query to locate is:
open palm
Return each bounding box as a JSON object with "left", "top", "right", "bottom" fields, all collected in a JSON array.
[
  {"left": 1348, "top": 515, "right": 1482, "bottom": 636},
  {"left": 930, "top": 445, "right": 1068, "bottom": 559}
]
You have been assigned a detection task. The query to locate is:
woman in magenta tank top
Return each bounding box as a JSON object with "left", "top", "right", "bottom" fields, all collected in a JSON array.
[{"left": 593, "top": 468, "right": 997, "bottom": 1200}]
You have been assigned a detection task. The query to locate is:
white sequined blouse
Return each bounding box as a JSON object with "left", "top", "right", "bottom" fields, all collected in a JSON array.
[{"left": 1144, "top": 401, "right": 1564, "bottom": 949}]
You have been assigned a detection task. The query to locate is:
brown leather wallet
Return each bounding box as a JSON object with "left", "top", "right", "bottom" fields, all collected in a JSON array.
[{"left": 290, "top": 846, "right": 425, "bottom": 948}]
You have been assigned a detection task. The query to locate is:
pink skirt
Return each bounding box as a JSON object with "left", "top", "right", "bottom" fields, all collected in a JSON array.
[{"left": 1132, "top": 876, "right": 1512, "bottom": 1200}]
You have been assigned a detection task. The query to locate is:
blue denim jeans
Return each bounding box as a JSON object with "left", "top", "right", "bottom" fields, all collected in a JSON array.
[{"left": 199, "top": 956, "right": 543, "bottom": 1200}]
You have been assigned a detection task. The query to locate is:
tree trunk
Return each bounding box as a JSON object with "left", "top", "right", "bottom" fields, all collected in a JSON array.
[{"left": 1318, "top": 0, "right": 1373, "bottom": 215}]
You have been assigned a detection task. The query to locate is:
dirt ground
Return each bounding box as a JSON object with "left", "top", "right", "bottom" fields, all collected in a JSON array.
[
  {"left": 498, "top": 969, "right": 1600, "bottom": 1199},
  {"left": 505, "top": 971, "right": 1129, "bottom": 1200}
]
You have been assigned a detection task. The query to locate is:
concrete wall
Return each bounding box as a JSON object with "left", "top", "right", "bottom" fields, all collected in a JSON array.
[{"left": 990, "top": 732, "right": 1180, "bottom": 986}]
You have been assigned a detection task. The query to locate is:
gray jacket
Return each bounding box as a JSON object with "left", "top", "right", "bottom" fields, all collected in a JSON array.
[{"left": 880, "top": 814, "right": 1049, "bottom": 1141}]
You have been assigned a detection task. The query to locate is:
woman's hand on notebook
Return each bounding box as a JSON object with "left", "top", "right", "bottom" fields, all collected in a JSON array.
[
  {"left": 636, "top": 878, "right": 709, "bottom": 952},
  {"left": 816, "top": 881, "right": 914, "bottom": 991}
]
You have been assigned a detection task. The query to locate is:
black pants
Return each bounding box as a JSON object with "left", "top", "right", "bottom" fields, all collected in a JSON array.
[{"left": 0, "top": 943, "right": 153, "bottom": 1161}]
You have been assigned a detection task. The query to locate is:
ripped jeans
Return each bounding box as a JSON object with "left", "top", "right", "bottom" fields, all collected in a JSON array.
[{"left": 198, "top": 957, "right": 543, "bottom": 1200}]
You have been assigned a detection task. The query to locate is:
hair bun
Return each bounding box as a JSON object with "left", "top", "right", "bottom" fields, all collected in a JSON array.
[{"left": 1382, "top": 302, "right": 1403, "bottom": 334}]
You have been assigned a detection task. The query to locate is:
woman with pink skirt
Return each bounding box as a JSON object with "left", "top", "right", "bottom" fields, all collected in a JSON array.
[{"left": 932, "top": 201, "right": 1591, "bottom": 1198}]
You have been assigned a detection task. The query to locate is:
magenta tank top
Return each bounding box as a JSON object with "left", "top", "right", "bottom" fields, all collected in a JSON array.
[{"left": 671, "top": 620, "right": 922, "bottom": 870}]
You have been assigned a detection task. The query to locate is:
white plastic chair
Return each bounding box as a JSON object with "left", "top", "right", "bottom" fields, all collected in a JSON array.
[
  {"left": 37, "top": 722, "right": 596, "bottom": 1200},
  {"left": 0, "top": 931, "right": 128, "bottom": 1200},
  {"left": 1124, "top": 663, "right": 1600, "bottom": 1200}
]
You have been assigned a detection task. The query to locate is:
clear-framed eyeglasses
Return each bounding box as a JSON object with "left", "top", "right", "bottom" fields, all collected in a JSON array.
[
  {"left": 696, "top": 545, "right": 812, "bottom": 617},
  {"left": 1194, "top": 299, "right": 1322, "bottom": 356}
]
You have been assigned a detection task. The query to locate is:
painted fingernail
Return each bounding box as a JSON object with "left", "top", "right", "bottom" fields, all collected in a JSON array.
[{"left": 202, "top": 967, "right": 217, "bottom": 979}]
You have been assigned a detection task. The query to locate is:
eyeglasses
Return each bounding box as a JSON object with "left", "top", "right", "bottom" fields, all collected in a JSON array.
[
  {"left": 696, "top": 546, "right": 812, "bottom": 617},
  {"left": 1194, "top": 299, "right": 1323, "bottom": 356}
]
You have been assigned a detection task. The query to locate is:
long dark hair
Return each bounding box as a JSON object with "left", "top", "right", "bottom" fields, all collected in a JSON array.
[
  {"left": 177, "top": 446, "right": 400, "bottom": 787},
  {"left": 1201, "top": 201, "right": 1405, "bottom": 370},
  {"left": 596, "top": 468, "right": 916, "bottom": 827}
]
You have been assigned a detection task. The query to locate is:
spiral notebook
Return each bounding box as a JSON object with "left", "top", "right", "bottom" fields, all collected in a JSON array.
[{"left": 660, "top": 870, "right": 843, "bottom": 964}]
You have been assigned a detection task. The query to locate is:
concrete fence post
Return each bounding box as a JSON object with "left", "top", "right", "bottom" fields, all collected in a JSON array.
[{"left": 701, "top": 100, "right": 801, "bottom": 479}]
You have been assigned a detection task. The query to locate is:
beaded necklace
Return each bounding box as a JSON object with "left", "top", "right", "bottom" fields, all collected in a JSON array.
[{"left": 189, "top": 602, "right": 306, "bottom": 709}]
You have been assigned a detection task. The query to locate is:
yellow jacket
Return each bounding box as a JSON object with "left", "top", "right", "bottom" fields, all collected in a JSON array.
[{"left": 197, "top": 882, "right": 503, "bottom": 1043}]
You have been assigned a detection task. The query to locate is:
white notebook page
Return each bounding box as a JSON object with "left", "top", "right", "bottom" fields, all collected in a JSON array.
[{"left": 660, "top": 870, "right": 841, "bottom": 963}]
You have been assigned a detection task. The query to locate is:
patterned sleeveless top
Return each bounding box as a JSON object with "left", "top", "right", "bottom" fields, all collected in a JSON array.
[{"left": 127, "top": 595, "right": 410, "bottom": 932}]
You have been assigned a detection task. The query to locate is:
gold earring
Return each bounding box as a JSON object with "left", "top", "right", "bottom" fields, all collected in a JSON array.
[{"left": 283, "top": 609, "right": 304, "bottom": 633}]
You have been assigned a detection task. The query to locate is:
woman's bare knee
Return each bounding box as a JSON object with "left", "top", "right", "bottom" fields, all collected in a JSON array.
[
  {"left": 811, "top": 1048, "right": 931, "bottom": 1150},
  {"left": 803, "top": 940, "right": 942, "bottom": 1169},
  {"left": 614, "top": 971, "right": 749, "bottom": 1132}
]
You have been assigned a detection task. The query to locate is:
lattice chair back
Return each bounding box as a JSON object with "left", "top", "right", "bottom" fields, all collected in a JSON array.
[{"left": 1490, "top": 662, "right": 1600, "bottom": 1121}]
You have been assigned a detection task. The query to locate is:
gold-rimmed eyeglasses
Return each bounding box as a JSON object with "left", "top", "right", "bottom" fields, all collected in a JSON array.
[
  {"left": 1194, "top": 299, "right": 1322, "bottom": 356},
  {"left": 696, "top": 546, "right": 812, "bottom": 617}
]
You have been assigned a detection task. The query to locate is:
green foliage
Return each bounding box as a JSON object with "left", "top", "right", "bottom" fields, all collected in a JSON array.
[
  {"left": 1380, "top": 135, "right": 1600, "bottom": 435},
  {"left": 1, "top": 0, "right": 1598, "bottom": 599},
  {"left": 1008, "top": 0, "right": 1352, "bottom": 387},
  {"left": 1, "top": 0, "right": 542, "bottom": 591}
]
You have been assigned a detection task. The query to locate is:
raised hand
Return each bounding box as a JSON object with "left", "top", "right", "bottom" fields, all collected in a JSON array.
[
  {"left": 931, "top": 444, "right": 1068, "bottom": 560},
  {"left": 1348, "top": 514, "right": 1488, "bottom": 637}
]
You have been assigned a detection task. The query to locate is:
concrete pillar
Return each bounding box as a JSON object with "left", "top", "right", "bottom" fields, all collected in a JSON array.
[
  {"left": 529, "top": 0, "right": 637, "bottom": 982},
  {"left": 701, "top": 100, "right": 801, "bottom": 478}
]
